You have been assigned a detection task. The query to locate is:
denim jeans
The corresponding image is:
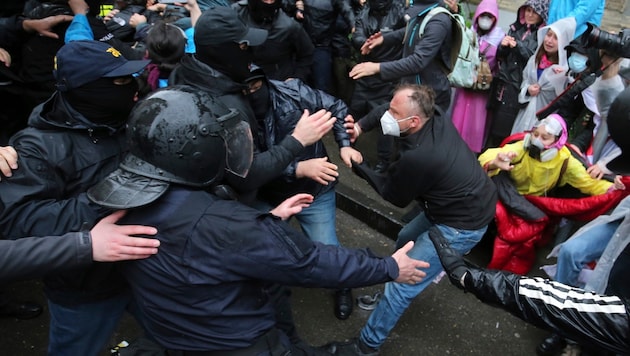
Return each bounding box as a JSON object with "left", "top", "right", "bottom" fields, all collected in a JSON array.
[
  {"left": 360, "top": 212, "right": 487, "bottom": 349},
  {"left": 555, "top": 220, "right": 621, "bottom": 287},
  {"left": 294, "top": 189, "right": 339, "bottom": 246},
  {"left": 47, "top": 291, "right": 136, "bottom": 356}
]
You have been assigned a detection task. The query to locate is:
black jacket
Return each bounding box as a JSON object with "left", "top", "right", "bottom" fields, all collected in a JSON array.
[
  {"left": 298, "top": 0, "right": 355, "bottom": 47},
  {"left": 0, "top": 92, "right": 126, "bottom": 304},
  {"left": 352, "top": 2, "right": 406, "bottom": 63},
  {"left": 233, "top": 1, "right": 314, "bottom": 82},
  {"left": 354, "top": 110, "right": 497, "bottom": 230},
  {"left": 0, "top": 231, "right": 93, "bottom": 284},
  {"left": 258, "top": 78, "right": 351, "bottom": 204},
  {"left": 169, "top": 55, "right": 306, "bottom": 203},
  {"left": 380, "top": 2, "right": 453, "bottom": 111}
]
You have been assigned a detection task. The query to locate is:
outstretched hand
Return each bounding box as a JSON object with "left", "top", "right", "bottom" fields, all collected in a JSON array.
[
  {"left": 340, "top": 146, "right": 363, "bottom": 167},
  {"left": 0, "top": 146, "right": 18, "bottom": 181},
  {"left": 292, "top": 109, "right": 336, "bottom": 147},
  {"left": 392, "top": 241, "right": 430, "bottom": 284},
  {"left": 296, "top": 158, "right": 338, "bottom": 185},
  {"left": 91, "top": 210, "right": 160, "bottom": 262},
  {"left": 360, "top": 32, "right": 383, "bottom": 55},
  {"left": 270, "top": 193, "right": 314, "bottom": 220}
]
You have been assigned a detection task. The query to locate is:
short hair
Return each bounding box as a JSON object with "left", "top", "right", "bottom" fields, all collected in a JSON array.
[{"left": 394, "top": 84, "right": 435, "bottom": 121}]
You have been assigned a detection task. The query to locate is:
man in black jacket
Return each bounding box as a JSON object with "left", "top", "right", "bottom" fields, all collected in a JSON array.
[
  {"left": 245, "top": 68, "right": 363, "bottom": 320},
  {"left": 0, "top": 39, "right": 149, "bottom": 355},
  {"left": 325, "top": 84, "right": 497, "bottom": 355},
  {"left": 349, "top": 0, "right": 454, "bottom": 112},
  {"left": 232, "top": 0, "right": 314, "bottom": 82}
]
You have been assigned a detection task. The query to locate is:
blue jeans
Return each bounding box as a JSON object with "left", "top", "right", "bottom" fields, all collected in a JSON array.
[
  {"left": 360, "top": 212, "right": 487, "bottom": 349},
  {"left": 555, "top": 220, "right": 621, "bottom": 287},
  {"left": 47, "top": 291, "right": 137, "bottom": 356},
  {"left": 294, "top": 189, "right": 339, "bottom": 246},
  {"left": 311, "top": 46, "right": 332, "bottom": 94}
]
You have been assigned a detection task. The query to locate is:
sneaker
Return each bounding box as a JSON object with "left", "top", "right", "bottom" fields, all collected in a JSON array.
[
  {"left": 536, "top": 333, "right": 567, "bottom": 356},
  {"left": 320, "top": 338, "right": 379, "bottom": 356}
]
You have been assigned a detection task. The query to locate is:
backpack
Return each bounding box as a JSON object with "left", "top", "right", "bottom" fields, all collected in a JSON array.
[
  {"left": 417, "top": 6, "right": 479, "bottom": 88},
  {"left": 472, "top": 46, "right": 493, "bottom": 90}
]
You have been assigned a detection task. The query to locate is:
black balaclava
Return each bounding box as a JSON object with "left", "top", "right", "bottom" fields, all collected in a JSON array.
[
  {"left": 248, "top": 0, "right": 282, "bottom": 24},
  {"left": 65, "top": 77, "right": 138, "bottom": 128},
  {"left": 196, "top": 43, "right": 254, "bottom": 83},
  {"left": 246, "top": 80, "right": 270, "bottom": 120},
  {"left": 368, "top": 0, "right": 393, "bottom": 16}
]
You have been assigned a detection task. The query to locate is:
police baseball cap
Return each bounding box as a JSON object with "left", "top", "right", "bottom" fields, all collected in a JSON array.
[
  {"left": 194, "top": 6, "right": 267, "bottom": 47},
  {"left": 54, "top": 40, "right": 150, "bottom": 92}
]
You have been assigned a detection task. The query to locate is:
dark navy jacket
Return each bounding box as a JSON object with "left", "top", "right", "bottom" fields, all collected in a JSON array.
[{"left": 121, "top": 186, "right": 399, "bottom": 351}]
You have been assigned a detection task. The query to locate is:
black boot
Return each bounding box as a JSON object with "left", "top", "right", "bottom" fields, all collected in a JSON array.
[
  {"left": 334, "top": 288, "right": 353, "bottom": 320},
  {"left": 536, "top": 333, "right": 566, "bottom": 356},
  {"left": 0, "top": 300, "right": 43, "bottom": 320}
]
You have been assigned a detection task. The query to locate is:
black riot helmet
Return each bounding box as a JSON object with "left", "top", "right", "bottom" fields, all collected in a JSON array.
[{"left": 87, "top": 85, "right": 254, "bottom": 209}]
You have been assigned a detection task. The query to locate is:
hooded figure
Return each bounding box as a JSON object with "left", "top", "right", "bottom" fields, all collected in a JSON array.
[
  {"left": 511, "top": 17, "right": 576, "bottom": 134},
  {"left": 450, "top": 0, "right": 505, "bottom": 153}
]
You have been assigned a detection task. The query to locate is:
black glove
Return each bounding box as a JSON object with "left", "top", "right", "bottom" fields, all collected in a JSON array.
[{"left": 428, "top": 226, "right": 469, "bottom": 290}]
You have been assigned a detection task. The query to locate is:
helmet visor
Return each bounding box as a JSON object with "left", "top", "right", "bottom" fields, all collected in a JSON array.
[{"left": 223, "top": 120, "right": 253, "bottom": 178}]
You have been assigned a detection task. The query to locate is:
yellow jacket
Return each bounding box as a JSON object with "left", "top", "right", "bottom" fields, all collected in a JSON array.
[{"left": 478, "top": 141, "right": 612, "bottom": 196}]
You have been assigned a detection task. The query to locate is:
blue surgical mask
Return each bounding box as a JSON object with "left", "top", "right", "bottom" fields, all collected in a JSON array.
[
  {"left": 568, "top": 53, "right": 589, "bottom": 73},
  {"left": 380, "top": 111, "right": 412, "bottom": 137}
]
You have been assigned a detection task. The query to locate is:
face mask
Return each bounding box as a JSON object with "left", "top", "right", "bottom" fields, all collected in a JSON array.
[
  {"left": 568, "top": 53, "right": 589, "bottom": 73},
  {"left": 527, "top": 137, "right": 544, "bottom": 160},
  {"left": 380, "top": 111, "right": 411, "bottom": 137},
  {"left": 477, "top": 16, "right": 494, "bottom": 31},
  {"left": 246, "top": 80, "right": 270, "bottom": 120}
]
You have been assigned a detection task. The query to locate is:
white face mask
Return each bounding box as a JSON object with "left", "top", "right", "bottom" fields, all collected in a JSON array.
[
  {"left": 380, "top": 110, "right": 412, "bottom": 137},
  {"left": 477, "top": 16, "right": 494, "bottom": 31}
]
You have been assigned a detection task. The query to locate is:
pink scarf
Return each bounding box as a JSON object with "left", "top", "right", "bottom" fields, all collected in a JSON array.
[{"left": 538, "top": 53, "right": 554, "bottom": 70}]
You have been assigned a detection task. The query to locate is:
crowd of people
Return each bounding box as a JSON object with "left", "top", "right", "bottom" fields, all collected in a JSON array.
[{"left": 0, "top": 0, "right": 629, "bottom": 355}]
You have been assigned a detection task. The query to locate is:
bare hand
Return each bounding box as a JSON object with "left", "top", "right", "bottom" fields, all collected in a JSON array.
[
  {"left": 68, "top": 0, "right": 89, "bottom": 15},
  {"left": 0, "top": 48, "right": 11, "bottom": 67},
  {"left": 91, "top": 210, "right": 160, "bottom": 262},
  {"left": 291, "top": 109, "right": 336, "bottom": 147},
  {"left": 360, "top": 32, "right": 383, "bottom": 55},
  {"left": 613, "top": 175, "right": 626, "bottom": 190},
  {"left": 349, "top": 62, "right": 380, "bottom": 80},
  {"left": 270, "top": 193, "right": 314, "bottom": 220},
  {"left": 296, "top": 157, "right": 338, "bottom": 185},
  {"left": 528, "top": 84, "right": 540, "bottom": 96},
  {"left": 443, "top": 0, "right": 458, "bottom": 13},
  {"left": 339, "top": 146, "right": 363, "bottom": 167},
  {"left": 22, "top": 15, "right": 74, "bottom": 39},
  {"left": 103, "top": 9, "right": 120, "bottom": 23},
  {"left": 490, "top": 151, "right": 517, "bottom": 171},
  {"left": 586, "top": 164, "right": 604, "bottom": 179},
  {"left": 344, "top": 115, "right": 361, "bottom": 143},
  {"left": 501, "top": 35, "right": 516, "bottom": 48},
  {"left": 0, "top": 146, "right": 18, "bottom": 180},
  {"left": 129, "top": 13, "right": 147, "bottom": 28},
  {"left": 392, "top": 241, "right": 430, "bottom": 284},
  {"left": 182, "top": 0, "right": 202, "bottom": 26}
]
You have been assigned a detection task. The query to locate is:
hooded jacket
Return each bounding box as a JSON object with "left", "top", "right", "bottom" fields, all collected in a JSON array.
[
  {"left": 233, "top": 1, "right": 314, "bottom": 82},
  {"left": 0, "top": 91, "right": 127, "bottom": 303},
  {"left": 495, "top": 0, "right": 547, "bottom": 91},
  {"left": 257, "top": 78, "right": 351, "bottom": 204},
  {"left": 169, "top": 55, "right": 306, "bottom": 204},
  {"left": 511, "top": 17, "right": 576, "bottom": 134}
]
